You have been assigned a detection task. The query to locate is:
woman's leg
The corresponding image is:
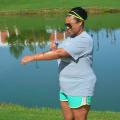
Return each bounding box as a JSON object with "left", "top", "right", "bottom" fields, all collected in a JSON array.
[
  {"left": 71, "top": 105, "right": 90, "bottom": 120},
  {"left": 60, "top": 101, "right": 74, "bottom": 120}
]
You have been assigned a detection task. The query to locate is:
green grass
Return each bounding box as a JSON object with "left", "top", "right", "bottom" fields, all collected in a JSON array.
[
  {"left": 0, "top": 0, "right": 120, "bottom": 11},
  {"left": 0, "top": 103, "right": 120, "bottom": 120},
  {"left": 86, "top": 13, "right": 120, "bottom": 30},
  {"left": 0, "top": 13, "right": 120, "bottom": 31}
]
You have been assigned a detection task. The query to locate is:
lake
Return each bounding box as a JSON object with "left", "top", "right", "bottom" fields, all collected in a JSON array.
[{"left": 0, "top": 13, "right": 120, "bottom": 111}]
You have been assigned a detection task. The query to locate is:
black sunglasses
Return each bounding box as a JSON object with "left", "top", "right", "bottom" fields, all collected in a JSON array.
[{"left": 64, "top": 23, "right": 72, "bottom": 29}]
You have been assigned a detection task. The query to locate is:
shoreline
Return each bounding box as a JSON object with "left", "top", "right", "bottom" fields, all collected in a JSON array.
[{"left": 0, "top": 7, "right": 120, "bottom": 16}]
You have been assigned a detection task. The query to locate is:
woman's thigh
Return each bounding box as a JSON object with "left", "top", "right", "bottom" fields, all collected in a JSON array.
[
  {"left": 71, "top": 105, "right": 90, "bottom": 120},
  {"left": 60, "top": 101, "right": 74, "bottom": 120}
]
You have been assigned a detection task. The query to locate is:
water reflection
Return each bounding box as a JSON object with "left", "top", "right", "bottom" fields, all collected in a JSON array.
[
  {"left": 0, "top": 27, "right": 119, "bottom": 59},
  {"left": 0, "top": 25, "right": 120, "bottom": 111},
  {"left": 88, "top": 29, "right": 119, "bottom": 51},
  {"left": 0, "top": 13, "right": 120, "bottom": 111}
]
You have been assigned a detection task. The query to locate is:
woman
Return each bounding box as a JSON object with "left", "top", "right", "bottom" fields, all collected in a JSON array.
[{"left": 21, "top": 7, "right": 96, "bottom": 120}]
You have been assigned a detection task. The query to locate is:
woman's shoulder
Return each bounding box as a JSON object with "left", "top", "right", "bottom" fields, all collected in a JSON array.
[{"left": 77, "top": 31, "right": 93, "bottom": 43}]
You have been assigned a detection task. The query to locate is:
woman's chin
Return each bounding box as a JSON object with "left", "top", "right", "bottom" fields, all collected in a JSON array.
[
  {"left": 67, "top": 32, "right": 76, "bottom": 38},
  {"left": 70, "top": 34, "right": 76, "bottom": 38}
]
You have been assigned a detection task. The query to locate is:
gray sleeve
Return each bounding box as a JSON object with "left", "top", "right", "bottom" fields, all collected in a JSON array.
[{"left": 60, "top": 38, "right": 91, "bottom": 60}]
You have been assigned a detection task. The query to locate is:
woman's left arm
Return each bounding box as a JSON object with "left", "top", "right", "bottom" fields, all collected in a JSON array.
[{"left": 20, "top": 48, "right": 70, "bottom": 64}]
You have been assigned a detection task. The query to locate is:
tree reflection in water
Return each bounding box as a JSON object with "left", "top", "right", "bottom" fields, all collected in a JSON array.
[{"left": 0, "top": 26, "right": 119, "bottom": 60}]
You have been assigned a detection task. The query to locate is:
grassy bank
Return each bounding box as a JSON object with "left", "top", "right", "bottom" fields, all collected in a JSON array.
[
  {"left": 0, "top": 0, "right": 120, "bottom": 15},
  {"left": 0, "top": 103, "right": 120, "bottom": 120},
  {"left": 0, "top": 0, "right": 120, "bottom": 10},
  {"left": 0, "top": 8, "right": 120, "bottom": 16}
]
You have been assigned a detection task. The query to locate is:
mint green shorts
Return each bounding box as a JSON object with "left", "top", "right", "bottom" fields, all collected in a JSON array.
[{"left": 60, "top": 91, "right": 92, "bottom": 108}]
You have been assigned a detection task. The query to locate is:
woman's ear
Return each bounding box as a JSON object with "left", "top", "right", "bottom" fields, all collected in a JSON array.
[
  {"left": 78, "top": 21, "right": 83, "bottom": 26},
  {"left": 79, "top": 21, "right": 84, "bottom": 28}
]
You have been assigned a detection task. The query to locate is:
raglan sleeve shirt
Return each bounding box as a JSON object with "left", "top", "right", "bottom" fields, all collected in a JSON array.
[{"left": 57, "top": 31, "right": 96, "bottom": 96}]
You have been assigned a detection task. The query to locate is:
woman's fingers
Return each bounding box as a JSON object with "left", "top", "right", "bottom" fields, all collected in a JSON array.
[
  {"left": 20, "top": 55, "right": 33, "bottom": 64},
  {"left": 50, "top": 43, "right": 57, "bottom": 50}
]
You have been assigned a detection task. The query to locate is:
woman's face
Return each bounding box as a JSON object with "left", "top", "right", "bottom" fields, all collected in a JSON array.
[{"left": 65, "top": 16, "right": 83, "bottom": 37}]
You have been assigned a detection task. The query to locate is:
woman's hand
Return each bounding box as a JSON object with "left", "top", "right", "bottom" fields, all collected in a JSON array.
[
  {"left": 20, "top": 55, "right": 34, "bottom": 64},
  {"left": 50, "top": 43, "right": 57, "bottom": 50}
]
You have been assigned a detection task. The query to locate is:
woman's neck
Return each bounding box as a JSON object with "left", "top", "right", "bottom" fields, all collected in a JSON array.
[{"left": 77, "top": 28, "right": 84, "bottom": 36}]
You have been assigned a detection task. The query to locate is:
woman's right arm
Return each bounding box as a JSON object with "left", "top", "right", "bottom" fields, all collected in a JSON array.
[
  {"left": 50, "top": 31, "right": 67, "bottom": 50},
  {"left": 50, "top": 32, "right": 58, "bottom": 50}
]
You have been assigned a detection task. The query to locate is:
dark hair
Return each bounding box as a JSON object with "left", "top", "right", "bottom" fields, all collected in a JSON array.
[{"left": 68, "top": 7, "right": 88, "bottom": 21}]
